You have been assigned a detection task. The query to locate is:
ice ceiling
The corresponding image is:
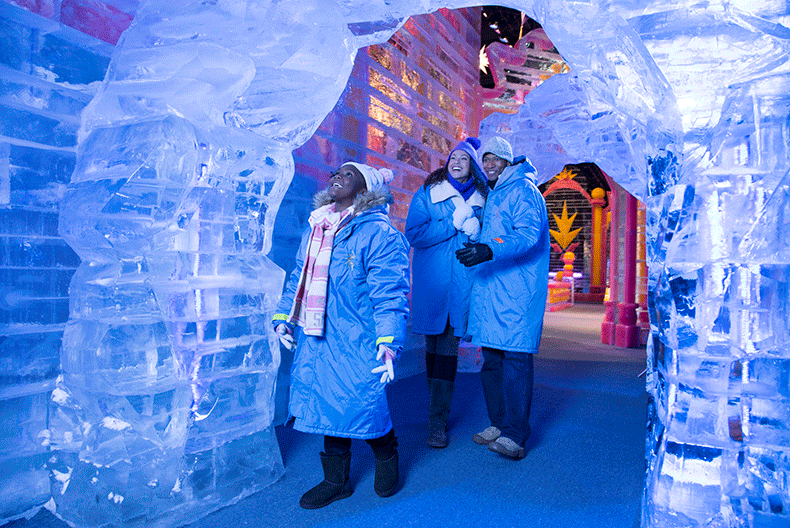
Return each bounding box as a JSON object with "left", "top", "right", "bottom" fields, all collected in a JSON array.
[{"left": 49, "top": 0, "right": 790, "bottom": 527}]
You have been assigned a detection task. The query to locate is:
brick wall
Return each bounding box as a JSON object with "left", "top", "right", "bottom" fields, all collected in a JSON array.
[{"left": 272, "top": 6, "right": 481, "bottom": 270}]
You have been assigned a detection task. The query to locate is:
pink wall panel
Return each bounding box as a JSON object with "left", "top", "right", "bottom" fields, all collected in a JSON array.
[
  {"left": 7, "top": 0, "right": 55, "bottom": 19},
  {"left": 12, "top": 0, "right": 134, "bottom": 45},
  {"left": 59, "top": 0, "right": 133, "bottom": 44}
]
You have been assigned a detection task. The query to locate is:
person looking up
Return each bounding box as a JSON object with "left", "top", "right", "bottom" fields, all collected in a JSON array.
[{"left": 273, "top": 162, "right": 410, "bottom": 507}]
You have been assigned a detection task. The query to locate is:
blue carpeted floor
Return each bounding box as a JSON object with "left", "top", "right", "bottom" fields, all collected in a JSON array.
[
  {"left": 7, "top": 306, "right": 648, "bottom": 528},
  {"left": 187, "top": 352, "right": 647, "bottom": 528}
]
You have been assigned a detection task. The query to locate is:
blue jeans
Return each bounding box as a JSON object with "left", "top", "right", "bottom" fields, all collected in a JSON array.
[{"left": 480, "top": 347, "right": 533, "bottom": 447}]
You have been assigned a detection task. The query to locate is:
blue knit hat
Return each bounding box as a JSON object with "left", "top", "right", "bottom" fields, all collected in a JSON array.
[{"left": 447, "top": 137, "right": 487, "bottom": 189}]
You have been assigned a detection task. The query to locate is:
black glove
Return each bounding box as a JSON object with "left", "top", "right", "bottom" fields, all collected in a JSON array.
[{"left": 455, "top": 242, "right": 493, "bottom": 267}]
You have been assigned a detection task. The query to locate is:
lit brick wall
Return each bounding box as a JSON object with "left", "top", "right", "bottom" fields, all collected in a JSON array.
[{"left": 273, "top": 7, "right": 482, "bottom": 273}]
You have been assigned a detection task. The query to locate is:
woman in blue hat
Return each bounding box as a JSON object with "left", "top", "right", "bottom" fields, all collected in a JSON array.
[{"left": 405, "top": 138, "right": 488, "bottom": 448}]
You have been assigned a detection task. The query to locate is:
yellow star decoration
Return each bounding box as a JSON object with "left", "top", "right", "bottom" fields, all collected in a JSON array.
[
  {"left": 550, "top": 201, "right": 582, "bottom": 250},
  {"left": 555, "top": 167, "right": 577, "bottom": 181}
]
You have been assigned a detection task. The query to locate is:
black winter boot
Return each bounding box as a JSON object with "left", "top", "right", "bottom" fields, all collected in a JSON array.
[
  {"left": 426, "top": 378, "right": 454, "bottom": 448},
  {"left": 299, "top": 451, "right": 353, "bottom": 509},
  {"left": 372, "top": 435, "right": 399, "bottom": 497}
]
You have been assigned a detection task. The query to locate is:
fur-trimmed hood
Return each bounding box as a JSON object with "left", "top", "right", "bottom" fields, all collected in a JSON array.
[{"left": 312, "top": 186, "right": 394, "bottom": 215}]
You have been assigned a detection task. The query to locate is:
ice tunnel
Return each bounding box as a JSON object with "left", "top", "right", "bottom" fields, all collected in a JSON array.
[{"left": 1, "top": 0, "right": 789, "bottom": 526}]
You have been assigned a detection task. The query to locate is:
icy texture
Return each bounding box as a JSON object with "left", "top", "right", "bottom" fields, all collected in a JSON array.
[
  {"left": 484, "top": 1, "right": 790, "bottom": 527},
  {"left": 481, "top": 2, "right": 682, "bottom": 196},
  {"left": 0, "top": 2, "right": 111, "bottom": 524},
  {"left": 50, "top": 0, "right": 360, "bottom": 526},
  {"left": 0, "top": 0, "right": 782, "bottom": 527}
]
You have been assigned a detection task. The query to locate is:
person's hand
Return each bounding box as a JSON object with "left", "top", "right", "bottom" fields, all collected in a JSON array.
[
  {"left": 372, "top": 344, "right": 396, "bottom": 384},
  {"left": 452, "top": 202, "right": 474, "bottom": 230},
  {"left": 461, "top": 217, "right": 480, "bottom": 241},
  {"left": 276, "top": 323, "right": 295, "bottom": 351},
  {"left": 455, "top": 242, "right": 493, "bottom": 267}
]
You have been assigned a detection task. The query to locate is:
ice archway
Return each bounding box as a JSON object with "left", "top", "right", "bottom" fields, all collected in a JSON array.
[{"left": 54, "top": 0, "right": 790, "bottom": 527}]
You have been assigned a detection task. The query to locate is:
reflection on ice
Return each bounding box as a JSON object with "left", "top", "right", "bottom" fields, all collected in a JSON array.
[
  {"left": 0, "top": 0, "right": 788, "bottom": 526},
  {"left": 48, "top": 0, "right": 362, "bottom": 522}
]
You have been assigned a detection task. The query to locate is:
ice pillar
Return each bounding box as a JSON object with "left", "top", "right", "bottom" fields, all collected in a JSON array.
[
  {"left": 479, "top": 1, "right": 790, "bottom": 526},
  {"left": 643, "top": 72, "right": 790, "bottom": 528},
  {"left": 50, "top": 0, "right": 357, "bottom": 526},
  {"left": 633, "top": 6, "right": 790, "bottom": 527}
]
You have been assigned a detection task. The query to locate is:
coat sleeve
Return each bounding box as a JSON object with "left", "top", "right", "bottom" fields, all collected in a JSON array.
[
  {"left": 488, "top": 178, "right": 548, "bottom": 263},
  {"left": 273, "top": 227, "right": 310, "bottom": 325},
  {"left": 364, "top": 227, "right": 411, "bottom": 354},
  {"left": 405, "top": 187, "right": 456, "bottom": 249}
]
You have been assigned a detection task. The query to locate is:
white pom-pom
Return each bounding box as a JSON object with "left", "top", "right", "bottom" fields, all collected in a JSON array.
[{"left": 379, "top": 168, "right": 394, "bottom": 185}]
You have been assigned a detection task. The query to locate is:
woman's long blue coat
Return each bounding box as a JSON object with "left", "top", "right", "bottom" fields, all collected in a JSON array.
[
  {"left": 467, "top": 162, "right": 550, "bottom": 353},
  {"left": 405, "top": 181, "right": 484, "bottom": 337},
  {"left": 276, "top": 194, "right": 410, "bottom": 439}
]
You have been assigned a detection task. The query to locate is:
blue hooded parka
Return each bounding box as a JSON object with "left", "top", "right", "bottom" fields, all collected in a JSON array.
[
  {"left": 274, "top": 188, "right": 410, "bottom": 439},
  {"left": 405, "top": 180, "right": 485, "bottom": 337},
  {"left": 467, "top": 159, "right": 550, "bottom": 353}
]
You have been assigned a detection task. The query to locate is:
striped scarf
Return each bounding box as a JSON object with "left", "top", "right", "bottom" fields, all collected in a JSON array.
[{"left": 288, "top": 203, "right": 353, "bottom": 336}]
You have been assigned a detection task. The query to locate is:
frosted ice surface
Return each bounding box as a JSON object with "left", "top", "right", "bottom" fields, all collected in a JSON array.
[
  {"left": 6, "top": 0, "right": 784, "bottom": 526},
  {"left": 49, "top": 0, "right": 362, "bottom": 524},
  {"left": 481, "top": 2, "right": 682, "bottom": 198}
]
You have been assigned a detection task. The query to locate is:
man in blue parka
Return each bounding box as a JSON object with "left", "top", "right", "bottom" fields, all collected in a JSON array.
[
  {"left": 456, "top": 137, "right": 550, "bottom": 460},
  {"left": 274, "top": 162, "right": 410, "bottom": 507}
]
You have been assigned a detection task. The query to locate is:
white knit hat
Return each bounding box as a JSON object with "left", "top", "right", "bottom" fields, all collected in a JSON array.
[
  {"left": 341, "top": 162, "right": 394, "bottom": 192},
  {"left": 481, "top": 137, "right": 514, "bottom": 164}
]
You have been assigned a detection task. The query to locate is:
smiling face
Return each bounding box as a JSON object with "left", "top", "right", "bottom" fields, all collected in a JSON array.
[
  {"left": 447, "top": 150, "right": 472, "bottom": 183},
  {"left": 482, "top": 152, "right": 509, "bottom": 181},
  {"left": 328, "top": 164, "right": 367, "bottom": 210}
]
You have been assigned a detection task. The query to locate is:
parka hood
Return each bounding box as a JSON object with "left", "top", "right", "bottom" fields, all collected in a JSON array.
[
  {"left": 312, "top": 186, "right": 393, "bottom": 215},
  {"left": 494, "top": 159, "right": 538, "bottom": 190}
]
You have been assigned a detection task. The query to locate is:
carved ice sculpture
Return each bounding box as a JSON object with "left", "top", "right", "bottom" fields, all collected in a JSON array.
[
  {"left": 39, "top": 0, "right": 790, "bottom": 526},
  {"left": 51, "top": 0, "right": 358, "bottom": 526}
]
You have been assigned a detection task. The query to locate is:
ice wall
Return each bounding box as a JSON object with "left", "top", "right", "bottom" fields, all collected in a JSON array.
[
  {"left": 480, "top": 2, "right": 790, "bottom": 526},
  {"left": 0, "top": 2, "right": 112, "bottom": 523},
  {"left": 2, "top": 0, "right": 789, "bottom": 526},
  {"left": 49, "top": 0, "right": 360, "bottom": 526},
  {"left": 635, "top": 9, "right": 790, "bottom": 527}
]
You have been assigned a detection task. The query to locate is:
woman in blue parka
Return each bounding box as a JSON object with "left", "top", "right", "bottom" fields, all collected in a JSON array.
[
  {"left": 405, "top": 137, "right": 487, "bottom": 448},
  {"left": 456, "top": 136, "right": 550, "bottom": 460},
  {"left": 273, "top": 162, "right": 410, "bottom": 509}
]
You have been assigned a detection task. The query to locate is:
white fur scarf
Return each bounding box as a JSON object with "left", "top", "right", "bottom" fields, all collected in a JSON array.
[{"left": 430, "top": 180, "right": 484, "bottom": 241}]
